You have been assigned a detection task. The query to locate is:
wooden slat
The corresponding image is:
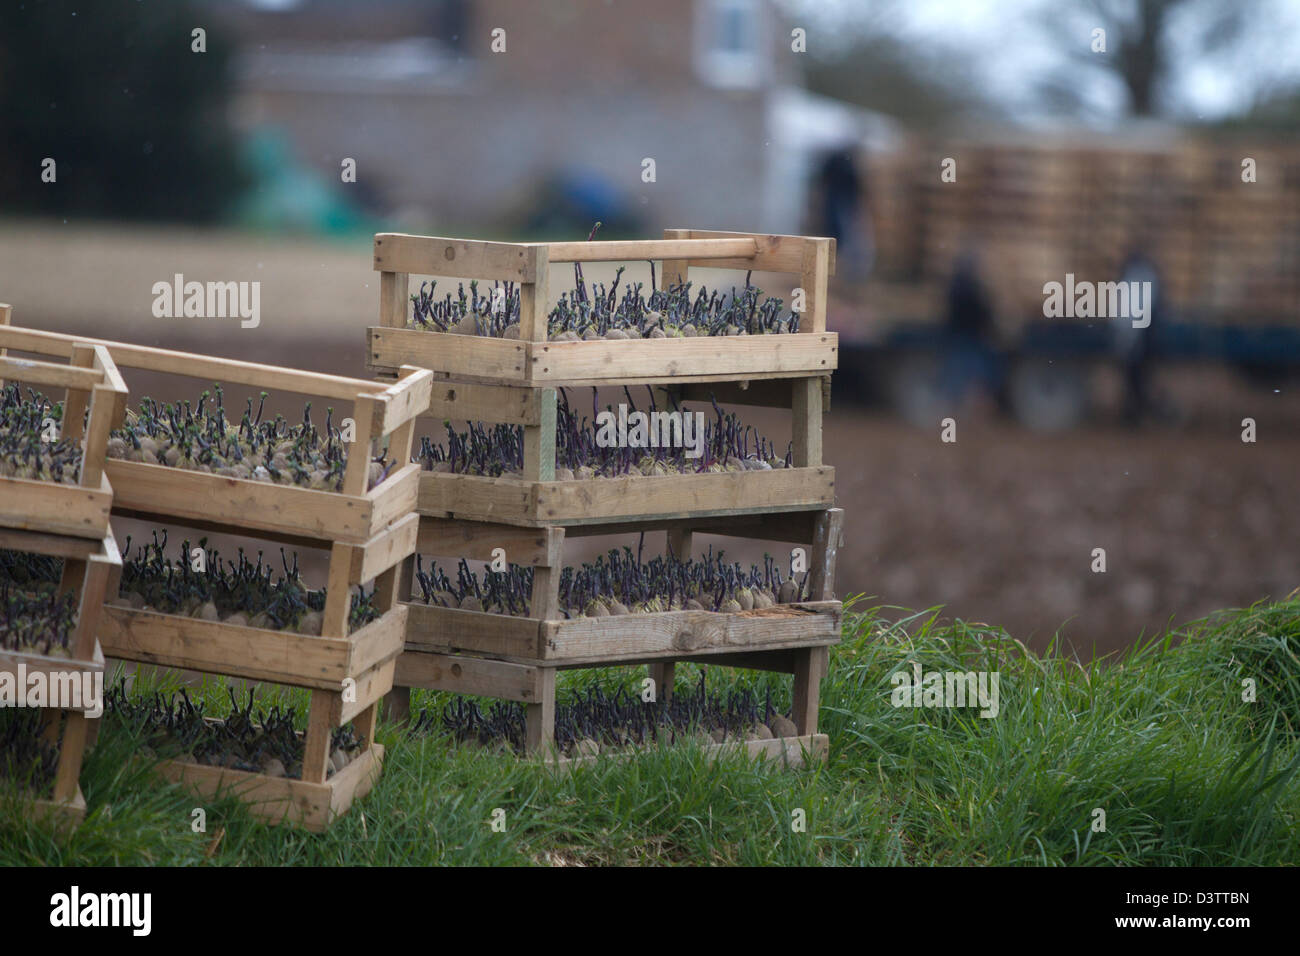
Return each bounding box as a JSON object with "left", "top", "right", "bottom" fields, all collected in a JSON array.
[
  {"left": 0, "top": 643, "right": 105, "bottom": 701},
  {"left": 0, "top": 474, "right": 112, "bottom": 539},
  {"left": 669, "top": 229, "right": 837, "bottom": 276},
  {"left": 368, "top": 328, "right": 837, "bottom": 386},
  {"left": 0, "top": 356, "right": 103, "bottom": 391},
  {"left": 108, "top": 508, "right": 324, "bottom": 554},
  {"left": 374, "top": 234, "right": 541, "bottom": 282},
  {"left": 416, "top": 472, "right": 533, "bottom": 523},
  {"left": 395, "top": 650, "right": 547, "bottom": 703},
  {"left": 79, "top": 384, "right": 116, "bottom": 487},
  {"left": 350, "top": 605, "right": 409, "bottom": 677},
  {"left": 71, "top": 545, "right": 116, "bottom": 660},
  {"left": 366, "top": 462, "right": 422, "bottom": 532},
  {"left": 419, "top": 466, "right": 835, "bottom": 527},
  {"left": 648, "top": 660, "right": 675, "bottom": 703},
  {"left": 529, "top": 565, "right": 560, "bottom": 621},
  {"left": 339, "top": 658, "right": 397, "bottom": 724},
  {"left": 667, "top": 528, "right": 693, "bottom": 565},
  {"left": 373, "top": 366, "right": 434, "bottom": 436},
  {"left": 545, "top": 639, "right": 842, "bottom": 669},
  {"left": 550, "top": 733, "right": 829, "bottom": 769},
  {"left": 52, "top": 713, "right": 90, "bottom": 802},
  {"left": 92, "top": 345, "right": 129, "bottom": 428},
  {"left": 322, "top": 542, "right": 359, "bottom": 639},
  {"left": 0, "top": 326, "right": 388, "bottom": 402},
  {"left": 425, "top": 381, "right": 544, "bottom": 426},
  {"left": 302, "top": 690, "right": 338, "bottom": 784},
  {"left": 808, "top": 508, "right": 844, "bottom": 601},
  {"left": 522, "top": 388, "right": 556, "bottom": 481},
  {"left": 792, "top": 645, "right": 829, "bottom": 735},
  {"left": 402, "top": 601, "right": 542, "bottom": 659},
  {"left": 60, "top": 345, "right": 94, "bottom": 444},
  {"left": 104, "top": 460, "right": 376, "bottom": 542},
  {"left": 660, "top": 229, "right": 690, "bottom": 290},
  {"left": 799, "top": 238, "right": 832, "bottom": 333},
  {"left": 98, "top": 605, "right": 405, "bottom": 690},
  {"left": 351, "top": 512, "right": 419, "bottom": 584},
  {"left": 519, "top": 247, "right": 550, "bottom": 341},
  {"left": 368, "top": 326, "right": 528, "bottom": 382},
  {"left": 540, "top": 601, "right": 841, "bottom": 661},
  {"left": 379, "top": 270, "right": 409, "bottom": 329},
  {"left": 527, "top": 334, "right": 838, "bottom": 384},
  {"left": 525, "top": 668, "right": 557, "bottom": 755},
  {"left": 0, "top": 303, "right": 9, "bottom": 389},
  {"left": 541, "top": 238, "right": 756, "bottom": 263},
  {"left": 324, "top": 742, "right": 385, "bottom": 823},
  {"left": 343, "top": 394, "right": 379, "bottom": 497},
  {"left": 352, "top": 701, "right": 379, "bottom": 748},
  {"left": 408, "top": 602, "right": 841, "bottom": 665},
  {"left": 0, "top": 527, "right": 102, "bottom": 560},
  {"left": 416, "top": 516, "right": 561, "bottom": 566},
  {"left": 791, "top": 376, "right": 823, "bottom": 467}
]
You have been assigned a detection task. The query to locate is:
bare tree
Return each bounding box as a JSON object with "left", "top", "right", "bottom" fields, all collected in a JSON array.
[{"left": 1040, "top": 0, "right": 1255, "bottom": 116}]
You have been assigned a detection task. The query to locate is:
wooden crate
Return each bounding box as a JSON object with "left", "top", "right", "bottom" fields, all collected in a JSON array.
[
  {"left": 0, "top": 325, "right": 434, "bottom": 546},
  {"left": 0, "top": 526, "right": 119, "bottom": 828},
  {"left": 396, "top": 639, "right": 837, "bottom": 763},
  {"left": 156, "top": 745, "right": 384, "bottom": 832},
  {"left": 97, "top": 506, "right": 414, "bottom": 827},
  {"left": 369, "top": 231, "right": 837, "bottom": 529},
  {"left": 0, "top": 326, "right": 432, "bottom": 828},
  {"left": 390, "top": 509, "right": 843, "bottom": 758},
  {"left": 0, "top": 314, "right": 122, "bottom": 824},
  {"left": 0, "top": 321, "right": 126, "bottom": 540},
  {"left": 151, "top": 716, "right": 385, "bottom": 832},
  {"left": 414, "top": 378, "right": 835, "bottom": 526},
  {"left": 97, "top": 533, "right": 410, "bottom": 829},
  {"left": 367, "top": 229, "right": 838, "bottom": 386}
]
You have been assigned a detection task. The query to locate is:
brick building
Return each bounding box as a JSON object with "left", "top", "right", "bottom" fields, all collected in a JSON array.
[{"left": 209, "top": 0, "right": 892, "bottom": 233}]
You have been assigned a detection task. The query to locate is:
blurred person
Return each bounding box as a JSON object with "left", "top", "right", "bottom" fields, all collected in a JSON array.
[
  {"left": 941, "top": 250, "right": 998, "bottom": 404},
  {"left": 1114, "top": 247, "right": 1161, "bottom": 426},
  {"left": 815, "top": 147, "right": 873, "bottom": 280}
]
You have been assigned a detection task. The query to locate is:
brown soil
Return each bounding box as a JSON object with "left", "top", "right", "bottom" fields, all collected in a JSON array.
[{"left": 825, "top": 387, "right": 1300, "bottom": 656}]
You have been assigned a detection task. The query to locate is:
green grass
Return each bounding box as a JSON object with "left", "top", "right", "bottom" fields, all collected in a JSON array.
[{"left": 3, "top": 597, "right": 1297, "bottom": 866}]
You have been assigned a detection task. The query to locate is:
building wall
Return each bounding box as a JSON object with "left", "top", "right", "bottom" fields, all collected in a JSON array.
[
  {"left": 240, "top": 85, "right": 770, "bottom": 231},
  {"left": 226, "top": 0, "right": 800, "bottom": 232}
]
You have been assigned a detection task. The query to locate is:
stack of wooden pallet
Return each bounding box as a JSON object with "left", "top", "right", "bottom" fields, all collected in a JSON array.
[
  {"left": 865, "top": 138, "right": 1300, "bottom": 324},
  {"left": 0, "top": 316, "right": 125, "bottom": 826},
  {"left": 367, "top": 229, "right": 845, "bottom": 765}
]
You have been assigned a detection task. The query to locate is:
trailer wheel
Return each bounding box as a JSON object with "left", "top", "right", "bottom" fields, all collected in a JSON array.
[
  {"left": 1007, "top": 358, "right": 1089, "bottom": 431},
  {"left": 885, "top": 352, "right": 948, "bottom": 427}
]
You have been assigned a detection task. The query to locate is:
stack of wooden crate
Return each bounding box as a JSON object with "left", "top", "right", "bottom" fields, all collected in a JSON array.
[
  {"left": 0, "top": 315, "right": 125, "bottom": 826},
  {"left": 367, "top": 229, "right": 845, "bottom": 764},
  {"left": 4, "top": 325, "right": 431, "bottom": 830}
]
